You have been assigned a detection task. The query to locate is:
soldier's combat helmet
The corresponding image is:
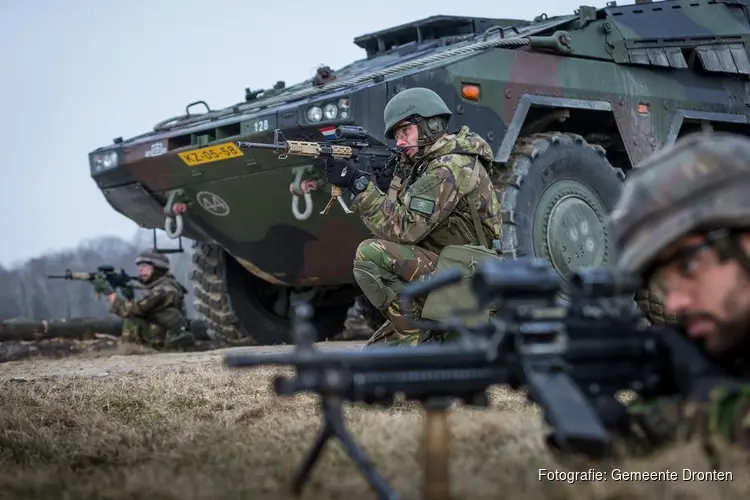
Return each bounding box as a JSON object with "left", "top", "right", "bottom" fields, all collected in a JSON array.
[
  {"left": 610, "top": 132, "right": 750, "bottom": 276},
  {"left": 135, "top": 249, "right": 171, "bottom": 270},
  {"left": 383, "top": 87, "right": 452, "bottom": 140}
]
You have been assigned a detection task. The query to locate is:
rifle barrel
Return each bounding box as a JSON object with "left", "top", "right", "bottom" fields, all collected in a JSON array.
[
  {"left": 235, "top": 141, "right": 286, "bottom": 151},
  {"left": 47, "top": 271, "right": 93, "bottom": 280},
  {"left": 224, "top": 343, "right": 489, "bottom": 370}
]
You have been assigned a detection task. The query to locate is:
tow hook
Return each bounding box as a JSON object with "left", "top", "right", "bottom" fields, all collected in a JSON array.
[
  {"left": 163, "top": 189, "right": 189, "bottom": 239},
  {"left": 290, "top": 179, "right": 320, "bottom": 220}
]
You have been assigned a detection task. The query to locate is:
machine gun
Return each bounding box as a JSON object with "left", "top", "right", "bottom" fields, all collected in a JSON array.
[
  {"left": 48, "top": 265, "right": 139, "bottom": 300},
  {"left": 223, "top": 258, "right": 689, "bottom": 500},
  {"left": 235, "top": 125, "right": 401, "bottom": 216}
]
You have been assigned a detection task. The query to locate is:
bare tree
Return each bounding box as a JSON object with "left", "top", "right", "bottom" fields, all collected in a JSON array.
[{"left": 1, "top": 229, "right": 196, "bottom": 321}]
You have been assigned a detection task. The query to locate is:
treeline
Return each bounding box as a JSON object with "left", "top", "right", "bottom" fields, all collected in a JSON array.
[{"left": 0, "top": 231, "right": 196, "bottom": 321}]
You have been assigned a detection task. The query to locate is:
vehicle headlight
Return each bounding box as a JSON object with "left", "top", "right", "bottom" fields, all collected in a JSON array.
[
  {"left": 338, "top": 98, "right": 350, "bottom": 119},
  {"left": 90, "top": 150, "right": 119, "bottom": 173},
  {"left": 306, "top": 106, "right": 323, "bottom": 122},
  {"left": 323, "top": 103, "right": 338, "bottom": 120}
]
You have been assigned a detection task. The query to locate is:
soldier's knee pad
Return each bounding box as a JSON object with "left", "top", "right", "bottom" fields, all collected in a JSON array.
[{"left": 353, "top": 260, "right": 402, "bottom": 310}]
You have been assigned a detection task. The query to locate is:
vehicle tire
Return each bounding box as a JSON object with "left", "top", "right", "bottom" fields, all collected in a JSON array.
[
  {"left": 495, "top": 132, "right": 623, "bottom": 271},
  {"left": 191, "top": 241, "right": 349, "bottom": 344},
  {"left": 493, "top": 132, "right": 673, "bottom": 324},
  {"left": 357, "top": 296, "right": 387, "bottom": 331},
  {"left": 339, "top": 296, "right": 386, "bottom": 340}
]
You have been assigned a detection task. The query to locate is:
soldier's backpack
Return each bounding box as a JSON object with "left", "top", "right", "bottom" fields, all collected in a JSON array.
[{"left": 420, "top": 162, "right": 505, "bottom": 326}]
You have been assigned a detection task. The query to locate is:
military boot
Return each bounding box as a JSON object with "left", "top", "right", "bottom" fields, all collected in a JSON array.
[
  {"left": 164, "top": 327, "right": 196, "bottom": 350},
  {"left": 363, "top": 320, "right": 396, "bottom": 348}
]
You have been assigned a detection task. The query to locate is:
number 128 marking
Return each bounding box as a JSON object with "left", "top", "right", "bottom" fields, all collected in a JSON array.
[{"left": 252, "top": 119, "right": 269, "bottom": 132}]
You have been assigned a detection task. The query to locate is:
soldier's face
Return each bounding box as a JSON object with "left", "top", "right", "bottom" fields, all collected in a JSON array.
[
  {"left": 138, "top": 263, "right": 153, "bottom": 281},
  {"left": 393, "top": 122, "right": 418, "bottom": 158},
  {"left": 654, "top": 233, "right": 750, "bottom": 354}
]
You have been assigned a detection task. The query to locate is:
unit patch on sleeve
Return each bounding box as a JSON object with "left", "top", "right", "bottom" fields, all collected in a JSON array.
[{"left": 408, "top": 196, "right": 436, "bottom": 216}]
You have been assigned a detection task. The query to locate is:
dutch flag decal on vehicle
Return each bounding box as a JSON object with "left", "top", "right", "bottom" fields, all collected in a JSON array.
[{"left": 319, "top": 126, "right": 337, "bottom": 140}]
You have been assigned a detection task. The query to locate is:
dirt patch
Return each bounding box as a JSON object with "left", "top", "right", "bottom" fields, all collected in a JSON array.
[
  {"left": 0, "top": 341, "right": 362, "bottom": 381},
  {"left": 0, "top": 345, "right": 748, "bottom": 499}
]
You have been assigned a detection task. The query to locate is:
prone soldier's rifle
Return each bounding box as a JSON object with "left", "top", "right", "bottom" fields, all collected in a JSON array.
[
  {"left": 235, "top": 125, "right": 401, "bottom": 216},
  {"left": 223, "top": 258, "right": 701, "bottom": 500},
  {"left": 48, "top": 265, "right": 140, "bottom": 300}
]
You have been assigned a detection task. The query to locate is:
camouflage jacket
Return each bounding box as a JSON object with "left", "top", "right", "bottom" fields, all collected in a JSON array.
[
  {"left": 109, "top": 273, "right": 188, "bottom": 331},
  {"left": 351, "top": 126, "right": 503, "bottom": 253},
  {"left": 625, "top": 339, "right": 750, "bottom": 454}
]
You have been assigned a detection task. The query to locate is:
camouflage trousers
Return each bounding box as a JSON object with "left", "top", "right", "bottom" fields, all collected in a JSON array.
[
  {"left": 354, "top": 238, "right": 438, "bottom": 345},
  {"left": 121, "top": 318, "right": 195, "bottom": 349}
]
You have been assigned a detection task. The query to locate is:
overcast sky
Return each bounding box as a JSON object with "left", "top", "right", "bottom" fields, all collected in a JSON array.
[{"left": 1, "top": 0, "right": 598, "bottom": 266}]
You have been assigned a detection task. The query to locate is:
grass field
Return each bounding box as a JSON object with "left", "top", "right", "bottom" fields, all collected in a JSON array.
[{"left": 0, "top": 344, "right": 747, "bottom": 499}]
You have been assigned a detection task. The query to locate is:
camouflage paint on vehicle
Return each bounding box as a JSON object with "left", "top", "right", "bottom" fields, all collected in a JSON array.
[{"left": 89, "top": 1, "right": 750, "bottom": 343}]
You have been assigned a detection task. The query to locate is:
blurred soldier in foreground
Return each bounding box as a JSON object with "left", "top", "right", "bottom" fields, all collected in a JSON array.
[
  {"left": 91, "top": 249, "right": 195, "bottom": 349},
  {"left": 323, "top": 87, "right": 503, "bottom": 345},
  {"left": 609, "top": 132, "right": 750, "bottom": 450}
]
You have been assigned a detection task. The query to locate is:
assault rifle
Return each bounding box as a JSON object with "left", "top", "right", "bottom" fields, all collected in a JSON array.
[
  {"left": 235, "top": 125, "right": 401, "bottom": 216},
  {"left": 224, "top": 258, "right": 686, "bottom": 500},
  {"left": 48, "top": 265, "right": 139, "bottom": 300}
]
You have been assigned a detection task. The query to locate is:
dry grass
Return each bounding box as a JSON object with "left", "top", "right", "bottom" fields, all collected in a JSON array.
[{"left": 1, "top": 353, "right": 749, "bottom": 500}]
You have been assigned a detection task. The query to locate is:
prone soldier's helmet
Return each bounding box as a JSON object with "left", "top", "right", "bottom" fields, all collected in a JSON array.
[
  {"left": 135, "top": 249, "right": 171, "bottom": 270},
  {"left": 383, "top": 87, "right": 453, "bottom": 142},
  {"left": 610, "top": 132, "right": 750, "bottom": 277}
]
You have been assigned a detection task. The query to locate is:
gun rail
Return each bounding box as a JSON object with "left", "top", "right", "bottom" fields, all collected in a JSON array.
[{"left": 47, "top": 270, "right": 94, "bottom": 281}]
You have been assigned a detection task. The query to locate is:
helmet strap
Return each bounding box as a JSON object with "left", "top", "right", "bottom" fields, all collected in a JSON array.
[
  {"left": 728, "top": 233, "right": 750, "bottom": 278},
  {"left": 145, "top": 267, "right": 166, "bottom": 283},
  {"left": 710, "top": 228, "right": 750, "bottom": 279},
  {"left": 411, "top": 116, "right": 446, "bottom": 160}
]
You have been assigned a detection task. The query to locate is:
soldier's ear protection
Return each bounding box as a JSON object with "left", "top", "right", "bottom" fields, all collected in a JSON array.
[{"left": 426, "top": 117, "right": 444, "bottom": 134}]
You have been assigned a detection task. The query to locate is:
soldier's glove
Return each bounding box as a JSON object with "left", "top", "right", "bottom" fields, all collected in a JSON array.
[
  {"left": 659, "top": 327, "right": 728, "bottom": 398},
  {"left": 368, "top": 155, "right": 397, "bottom": 193},
  {"left": 91, "top": 273, "right": 114, "bottom": 296},
  {"left": 324, "top": 158, "right": 372, "bottom": 195},
  {"left": 121, "top": 285, "right": 135, "bottom": 300},
  {"left": 374, "top": 170, "right": 394, "bottom": 193}
]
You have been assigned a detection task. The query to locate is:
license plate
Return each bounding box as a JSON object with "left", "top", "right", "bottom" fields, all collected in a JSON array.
[{"left": 177, "top": 142, "right": 244, "bottom": 166}]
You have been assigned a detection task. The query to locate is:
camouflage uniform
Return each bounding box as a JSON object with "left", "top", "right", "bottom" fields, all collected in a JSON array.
[
  {"left": 609, "top": 132, "right": 750, "bottom": 451},
  {"left": 326, "top": 88, "right": 503, "bottom": 345},
  {"left": 108, "top": 250, "right": 194, "bottom": 349}
]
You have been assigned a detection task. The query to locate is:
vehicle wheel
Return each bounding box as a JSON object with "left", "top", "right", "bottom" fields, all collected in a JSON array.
[
  {"left": 340, "top": 296, "right": 386, "bottom": 340},
  {"left": 191, "top": 241, "right": 349, "bottom": 344},
  {"left": 357, "top": 296, "right": 387, "bottom": 331},
  {"left": 493, "top": 132, "right": 673, "bottom": 324},
  {"left": 495, "top": 132, "right": 624, "bottom": 273}
]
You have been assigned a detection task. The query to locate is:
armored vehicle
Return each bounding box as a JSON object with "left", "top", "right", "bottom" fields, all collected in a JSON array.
[{"left": 89, "top": 0, "right": 750, "bottom": 344}]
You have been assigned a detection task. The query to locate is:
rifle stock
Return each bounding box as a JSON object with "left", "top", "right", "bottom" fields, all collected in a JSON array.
[{"left": 223, "top": 258, "right": 678, "bottom": 500}]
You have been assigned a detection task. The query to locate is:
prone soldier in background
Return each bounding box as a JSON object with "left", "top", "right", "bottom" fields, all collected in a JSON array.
[
  {"left": 91, "top": 249, "right": 195, "bottom": 349},
  {"left": 609, "top": 131, "right": 750, "bottom": 451},
  {"left": 323, "top": 87, "right": 503, "bottom": 345}
]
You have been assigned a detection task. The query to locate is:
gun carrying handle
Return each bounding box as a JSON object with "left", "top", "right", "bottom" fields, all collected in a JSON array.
[{"left": 423, "top": 405, "right": 451, "bottom": 500}]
